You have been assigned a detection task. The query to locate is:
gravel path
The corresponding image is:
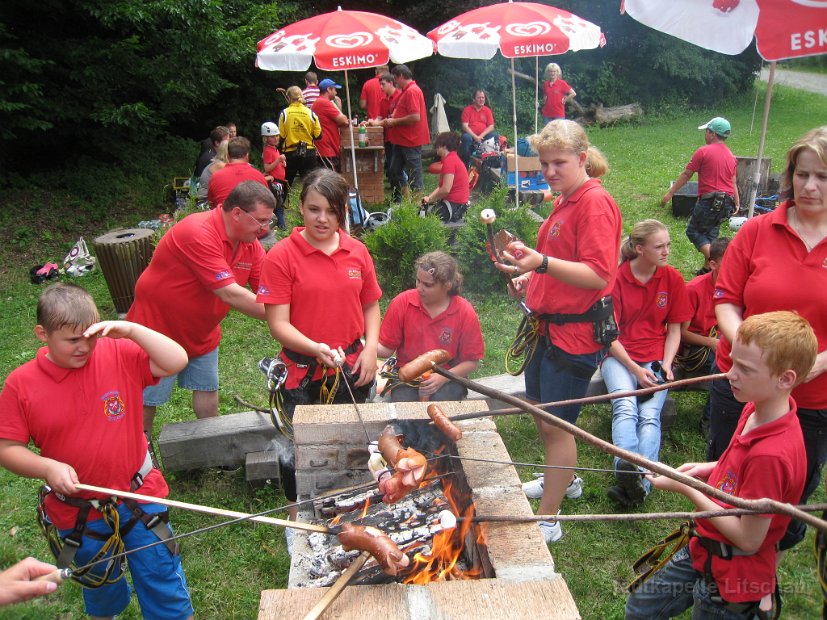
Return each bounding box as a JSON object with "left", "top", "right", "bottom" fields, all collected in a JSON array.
[{"left": 760, "top": 66, "right": 827, "bottom": 97}]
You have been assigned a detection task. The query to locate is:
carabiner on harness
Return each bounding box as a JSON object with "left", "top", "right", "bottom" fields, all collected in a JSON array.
[{"left": 258, "top": 357, "right": 292, "bottom": 438}]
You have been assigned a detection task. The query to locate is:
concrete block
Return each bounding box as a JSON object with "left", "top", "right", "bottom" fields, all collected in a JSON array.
[{"left": 245, "top": 450, "right": 281, "bottom": 489}]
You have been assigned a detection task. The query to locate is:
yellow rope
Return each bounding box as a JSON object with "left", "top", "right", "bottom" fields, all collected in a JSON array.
[
  {"left": 675, "top": 326, "right": 718, "bottom": 374},
  {"left": 505, "top": 315, "right": 540, "bottom": 376}
]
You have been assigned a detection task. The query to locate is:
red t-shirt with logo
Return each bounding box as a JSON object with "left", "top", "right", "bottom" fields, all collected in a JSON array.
[
  {"left": 379, "top": 289, "right": 484, "bottom": 367},
  {"left": 541, "top": 79, "right": 572, "bottom": 119},
  {"left": 391, "top": 81, "right": 430, "bottom": 147},
  {"left": 361, "top": 76, "right": 384, "bottom": 120},
  {"left": 611, "top": 261, "right": 691, "bottom": 362},
  {"left": 525, "top": 179, "right": 622, "bottom": 354},
  {"left": 690, "top": 400, "right": 805, "bottom": 603},
  {"left": 380, "top": 90, "right": 402, "bottom": 143},
  {"left": 127, "top": 208, "right": 265, "bottom": 358},
  {"left": 256, "top": 228, "right": 382, "bottom": 389},
  {"left": 0, "top": 339, "right": 166, "bottom": 529},
  {"left": 684, "top": 271, "right": 717, "bottom": 337}
]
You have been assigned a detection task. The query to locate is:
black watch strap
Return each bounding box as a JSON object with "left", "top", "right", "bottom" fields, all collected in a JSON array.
[{"left": 535, "top": 255, "right": 549, "bottom": 274}]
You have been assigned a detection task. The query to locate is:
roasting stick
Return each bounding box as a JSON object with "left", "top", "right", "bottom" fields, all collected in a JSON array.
[
  {"left": 465, "top": 502, "right": 827, "bottom": 525},
  {"left": 447, "top": 372, "right": 726, "bottom": 422},
  {"left": 302, "top": 551, "right": 372, "bottom": 620},
  {"left": 75, "top": 483, "right": 332, "bottom": 533},
  {"left": 427, "top": 365, "right": 827, "bottom": 535}
]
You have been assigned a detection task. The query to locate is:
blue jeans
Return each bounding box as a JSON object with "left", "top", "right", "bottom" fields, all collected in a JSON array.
[
  {"left": 143, "top": 347, "right": 219, "bottom": 407},
  {"left": 602, "top": 356, "right": 667, "bottom": 493},
  {"left": 626, "top": 546, "right": 759, "bottom": 620},
  {"left": 57, "top": 502, "right": 193, "bottom": 619},
  {"left": 459, "top": 131, "right": 497, "bottom": 166},
  {"left": 524, "top": 339, "right": 603, "bottom": 424},
  {"left": 389, "top": 145, "right": 423, "bottom": 194}
]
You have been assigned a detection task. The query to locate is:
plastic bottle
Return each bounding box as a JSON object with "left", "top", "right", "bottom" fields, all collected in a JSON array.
[{"left": 358, "top": 124, "right": 367, "bottom": 148}]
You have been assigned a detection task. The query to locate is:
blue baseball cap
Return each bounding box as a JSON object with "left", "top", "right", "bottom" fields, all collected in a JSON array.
[
  {"left": 698, "top": 117, "right": 731, "bottom": 137},
  {"left": 318, "top": 78, "right": 342, "bottom": 90}
]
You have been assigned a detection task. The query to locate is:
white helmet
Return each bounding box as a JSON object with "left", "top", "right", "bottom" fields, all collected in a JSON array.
[{"left": 261, "top": 122, "right": 279, "bottom": 136}]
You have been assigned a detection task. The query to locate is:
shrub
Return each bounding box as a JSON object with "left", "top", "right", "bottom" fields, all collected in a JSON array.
[
  {"left": 364, "top": 203, "right": 449, "bottom": 297},
  {"left": 454, "top": 188, "right": 542, "bottom": 295}
]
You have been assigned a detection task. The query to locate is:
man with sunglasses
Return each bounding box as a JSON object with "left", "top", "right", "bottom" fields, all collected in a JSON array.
[{"left": 127, "top": 181, "right": 276, "bottom": 433}]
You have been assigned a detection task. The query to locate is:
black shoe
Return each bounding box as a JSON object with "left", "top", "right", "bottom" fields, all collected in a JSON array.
[
  {"left": 617, "top": 459, "right": 647, "bottom": 504},
  {"left": 607, "top": 485, "right": 641, "bottom": 508}
]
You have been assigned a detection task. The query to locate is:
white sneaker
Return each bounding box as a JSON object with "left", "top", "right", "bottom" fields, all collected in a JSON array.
[
  {"left": 522, "top": 473, "right": 584, "bottom": 500},
  {"left": 566, "top": 475, "right": 584, "bottom": 499},
  {"left": 538, "top": 519, "right": 563, "bottom": 543},
  {"left": 285, "top": 527, "right": 295, "bottom": 557}
]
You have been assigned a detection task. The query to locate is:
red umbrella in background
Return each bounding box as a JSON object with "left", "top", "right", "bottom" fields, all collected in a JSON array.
[
  {"left": 622, "top": 0, "right": 827, "bottom": 216},
  {"left": 428, "top": 2, "right": 605, "bottom": 209},
  {"left": 257, "top": 9, "right": 433, "bottom": 196}
]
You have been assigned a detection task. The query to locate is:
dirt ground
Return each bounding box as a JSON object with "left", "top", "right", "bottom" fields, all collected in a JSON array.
[{"left": 760, "top": 66, "right": 827, "bottom": 96}]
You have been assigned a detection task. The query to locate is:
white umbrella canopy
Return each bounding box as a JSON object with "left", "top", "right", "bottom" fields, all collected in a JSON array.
[
  {"left": 428, "top": 1, "right": 605, "bottom": 208},
  {"left": 622, "top": 0, "right": 827, "bottom": 216},
  {"left": 256, "top": 8, "right": 434, "bottom": 194}
]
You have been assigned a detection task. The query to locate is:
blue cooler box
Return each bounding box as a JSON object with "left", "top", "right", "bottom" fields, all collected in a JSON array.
[{"left": 506, "top": 170, "right": 549, "bottom": 191}]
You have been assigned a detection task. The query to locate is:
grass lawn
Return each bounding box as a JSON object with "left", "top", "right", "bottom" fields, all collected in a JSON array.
[{"left": 1, "top": 82, "right": 826, "bottom": 619}]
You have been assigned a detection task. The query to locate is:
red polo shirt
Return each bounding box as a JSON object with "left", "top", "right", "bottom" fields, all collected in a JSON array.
[
  {"left": 256, "top": 228, "right": 382, "bottom": 389},
  {"left": 714, "top": 202, "right": 827, "bottom": 409},
  {"left": 361, "top": 76, "right": 384, "bottom": 120},
  {"left": 207, "top": 161, "right": 268, "bottom": 208},
  {"left": 379, "top": 289, "right": 484, "bottom": 367},
  {"left": 612, "top": 261, "right": 692, "bottom": 362},
  {"left": 525, "top": 179, "right": 622, "bottom": 354},
  {"left": 127, "top": 208, "right": 266, "bottom": 358},
  {"left": 690, "top": 399, "right": 805, "bottom": 603},
  {"left": 685, "top": 271, "right": 717, "bottom": 337},
  {"left": 461, "top": 104, "right": 495, "bottom": 136},
  {"left": 312, "top": 96, "right": 344, "bottom": 158},
  {"left": 380, "top": 90, "right": 402, "bottom": 143},
  {"left": 263, "top": 145, "right": 286, "bottom": 181},
  {"left": 392, "top": 80, "right": 429, "bottom": 147},
  {"left": 687, "top": 142, "right": 736, "bottom": 196},
  {"left": 0, "top": 339, "right": 167, "bottom": 529},
  {"left": 440, "top": 151, "right": 470, "bottom": 204},
  {"left": 541, "top": 79, "right": 572, "bottom": 119}
]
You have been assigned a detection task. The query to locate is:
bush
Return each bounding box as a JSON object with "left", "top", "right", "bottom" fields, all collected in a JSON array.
[
  {"left": 454, "top": 188, "right": 542, "bottom": 295},
  {"left": 363, "top": 203, "right": 449, "bottom": 297}
]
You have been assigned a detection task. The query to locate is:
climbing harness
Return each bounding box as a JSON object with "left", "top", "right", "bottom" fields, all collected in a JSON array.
[
  {"left": 675, "top": 326, "right": 718, "bottom": 375},
  {"left": 377, "top": 355, "right": 425, "bottom": 394},
  {"left": 258, "top": 357, "right": 291, "bottom": 438},
  {"left": 628, "top": 521, "right": 693, "bottom": 593}
]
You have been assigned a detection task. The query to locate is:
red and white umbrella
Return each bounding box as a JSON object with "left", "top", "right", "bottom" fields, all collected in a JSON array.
[
  {"left": 428, "top": 2, "right": 605, "bottom": 208},
  {"left": 256, "top": 9, "right": 434, "bottom": 195},
  {"left": 622, "top": 0, "right": 827, "bottom": 215}
]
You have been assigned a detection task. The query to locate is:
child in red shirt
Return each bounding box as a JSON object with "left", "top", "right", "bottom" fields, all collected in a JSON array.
[
  {"left": 261, "top": 121, "right": 287, "bottom": 228},
  {"left": 601, "top": 219, "right": 691, "bottom": 508},
  {"left": 0, "top": 283, "right": 193, "bottom": 619},
  {"left": 626, "top": 311, "right": 816, "bottom": 620}
]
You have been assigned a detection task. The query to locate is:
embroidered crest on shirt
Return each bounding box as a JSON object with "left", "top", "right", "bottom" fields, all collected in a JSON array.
[
  {"left": 549, "top": 221, "right": 562, "bottom": 238},
  {"left": 215, "top": 270, "right": 231, "bottom": 281},
  {"left": 101, "top": 391, "right": 126, "bottom": 422},
  {"left": 713, "top": 287, "right": 725, "bottom": 298},
  {"left": 258, "top": 285, "right": 270, "bottom": 296},
  {"left": 439, "top": 327, "right": 454, "bottom": 344},
  {"left": 656, "top": 291, "right": 668, "bottom": 309},
  {"left": 347, "top": 269, "right": 362, "bottom": 279},
  {"left": 716, "top": 469, "right": 737, "bottom": 495}
]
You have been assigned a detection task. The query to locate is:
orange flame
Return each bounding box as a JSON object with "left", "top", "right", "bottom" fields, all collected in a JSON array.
[
  {"left": 402, "top": 476, "right": 483, "bottom": 584},
  {"left": 360, "top": 497, "right": 371, "bottom": 519},
  {"left": 329, "top": 514, "right": 342, "bottom": 526}
]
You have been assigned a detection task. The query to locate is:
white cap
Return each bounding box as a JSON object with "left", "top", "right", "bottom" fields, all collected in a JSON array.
[{"left": 261, "top": 122, "right": 279, "bottom": 136}]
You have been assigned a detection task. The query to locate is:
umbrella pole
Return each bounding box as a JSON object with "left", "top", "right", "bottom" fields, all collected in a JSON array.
[
  {"left": 512, "top": 57, "right": 520, "bottom": 210},
  {"left": 747, "top": 61, "right": 775, "bottom": 219},
  {"left": 344, "top": 69, "right": 358, "bottom": 234},
  {"left": 534, "top": 57, "right": 539, "bottom": 134}
]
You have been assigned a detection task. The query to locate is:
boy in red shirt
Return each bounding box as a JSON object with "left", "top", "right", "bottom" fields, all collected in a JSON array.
[
  {"left": 0, "top": 283, "right": 193, "bottom": 619},
  {"left": 626, "top": 311, "right": 816, "bottom": 620}
]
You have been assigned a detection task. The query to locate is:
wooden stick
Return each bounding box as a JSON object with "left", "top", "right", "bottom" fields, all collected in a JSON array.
[
  {"left": 302, "top": 550, "right": 371, "bottom": 620},
  {"left": 470, "top": 502, "right": 827, "bottom": 524},
  {"left": 74, "top": 483, "right": 331, "bottom": 534},
  {"left": 449, "top": 372, "right": 726, "bottom": 422},
  {"left": 429, "top": 366, "right": 827, "bottom": 534}
]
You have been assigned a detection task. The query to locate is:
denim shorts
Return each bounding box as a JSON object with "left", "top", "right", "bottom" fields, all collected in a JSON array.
[
  {"left": 143, "top": 347, "right": 219, "bottom": 407},
  {"left": 685, "top": 196, "right": 730, "bottom": 249},
  {"left": 57, "top": 502, "right": 193, "bottom": 619},
  {"left": 524, "top": 338, "right": 602, "bottom": 424}
]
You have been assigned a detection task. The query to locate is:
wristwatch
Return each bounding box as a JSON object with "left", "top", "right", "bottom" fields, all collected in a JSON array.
[{"left": 535, "top": 255, "right": 549, "bottom": 274}]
